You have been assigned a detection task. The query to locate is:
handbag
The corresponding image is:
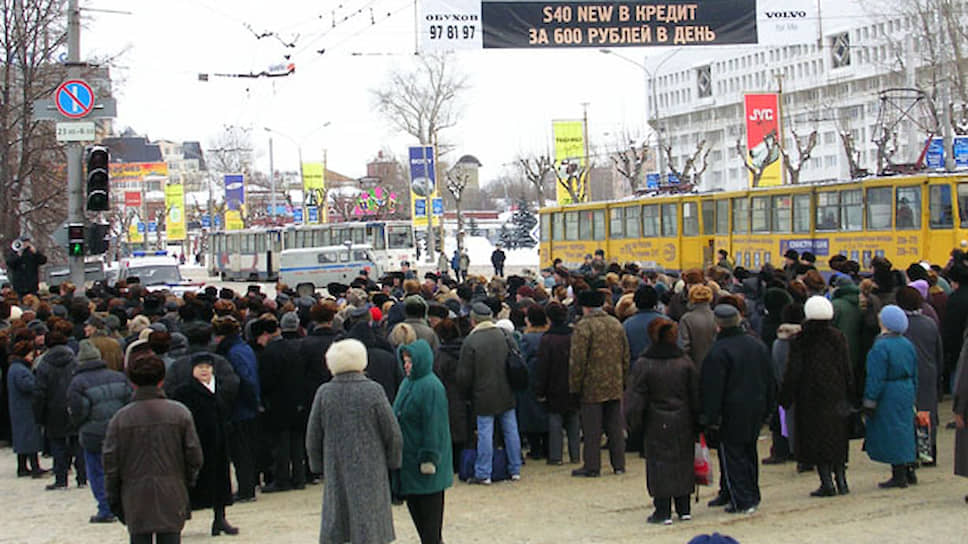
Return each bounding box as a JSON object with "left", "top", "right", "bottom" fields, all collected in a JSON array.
[
  {"left": 694, "top": 433, "right": 713, "bottom": 486},
  {"left": 503, "top": 331, "right": 529, "bottom": 391}
]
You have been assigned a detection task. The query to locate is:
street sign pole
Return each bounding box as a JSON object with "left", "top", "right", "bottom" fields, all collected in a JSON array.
[{"left": 66, "top": 0, "right": 85, "bottom": 287}]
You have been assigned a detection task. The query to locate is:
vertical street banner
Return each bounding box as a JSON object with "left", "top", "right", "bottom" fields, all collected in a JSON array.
[
  {"left": 224, "top": 174, "right": 245, "bottom": 231},
  {"left": 409, "top": 146, "right": 442, "bottom": 227},
  {"left": 553, "top": 119, "right": 588, "bottom": 205},
  {"left": 302, "top": 161, "right": 326, "bottom": 224},
  {"left": 744, "top": 93, "right": 784, "bottom": 187},
  {"left": 128, "top": 223, "right": 143, "bottom": 244},
  {"left": 164, "top": 184, "right": 186, "bottom": 241}
]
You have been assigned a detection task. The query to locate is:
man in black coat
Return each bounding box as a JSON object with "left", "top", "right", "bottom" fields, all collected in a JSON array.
[
  {"left": 299, "top": 301, "right": 342, "bottom": 397},
  {"left": 257, "top": 317, "right": 308, "bottom": 492},
  {"left": 34, "top": 331, "right": 85, "bottom": 489},
  {"left": 5, "top": 237, "right": 47, "bottom": 296},
  {"left": 942, "top": 259, "right": 968, "bottom": 392},
  {"left": 164, "top": 322, "right": 239, "bottom": 406},
  {"left": 700, "top": 304, "right": 775, "bottom": 514},
  {"left": 67, "top": 340, "right": 132, "bottom": 522},
  {"left": 491, "top": 246, "right": 506, "bottom": 278},
  {"left": 345, "top": 320, "right": 403, "bottom": 403}
]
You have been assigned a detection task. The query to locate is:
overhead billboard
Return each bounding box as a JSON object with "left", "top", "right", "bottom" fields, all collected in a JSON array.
[
  {"left": 109, "top": 162, "right": 168, "bottom": 191},
  {"left": 744, "top": 93, "right": 784, "bottom": 188},
  {"left": 553, "top": 120, "right": 588, "bottom": 205},
  {"left": 416, "top": 0, "right": 818, "bottom": 51}
]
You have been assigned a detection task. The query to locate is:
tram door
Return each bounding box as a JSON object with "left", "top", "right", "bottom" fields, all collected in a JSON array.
[{"left": 266, "top": 230, "right": 282, "bottom": 280}]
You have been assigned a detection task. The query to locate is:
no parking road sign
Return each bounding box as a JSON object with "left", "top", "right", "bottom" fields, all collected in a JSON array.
[{"left": 55, "top": 79, "right": 95, "bottom": 119}]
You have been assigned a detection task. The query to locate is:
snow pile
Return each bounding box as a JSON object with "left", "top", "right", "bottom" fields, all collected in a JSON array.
[{"left": 442, "top": 235, "right": 540, "bottom": 269}]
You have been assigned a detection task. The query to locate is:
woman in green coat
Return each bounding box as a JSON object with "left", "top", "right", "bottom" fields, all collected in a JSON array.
[{"left": 394, "top": 339, "right": 453, "bottom": 544}]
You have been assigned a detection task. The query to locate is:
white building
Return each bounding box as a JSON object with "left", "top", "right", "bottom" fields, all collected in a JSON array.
[{"left": 649, "top": 1, "right": 960, "bottom": 192}]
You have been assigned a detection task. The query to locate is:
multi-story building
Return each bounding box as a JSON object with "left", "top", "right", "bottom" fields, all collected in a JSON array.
[{"left": 650, "top": 6, "right": 958, "bottom": 192}]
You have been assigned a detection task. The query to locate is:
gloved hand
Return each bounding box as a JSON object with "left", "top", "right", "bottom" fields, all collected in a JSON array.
[{"left": 419, "top": 462, "right": 436, "bottom": 475}]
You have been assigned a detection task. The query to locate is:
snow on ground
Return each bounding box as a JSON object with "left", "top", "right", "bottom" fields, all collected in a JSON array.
[{"left": 442, "top": 235, "right": 540, "bottom": 271}]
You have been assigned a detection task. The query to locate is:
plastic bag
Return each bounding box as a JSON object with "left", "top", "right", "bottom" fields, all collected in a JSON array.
[{"left": 694, "top": 433, "right": 713, "bottom": 486}]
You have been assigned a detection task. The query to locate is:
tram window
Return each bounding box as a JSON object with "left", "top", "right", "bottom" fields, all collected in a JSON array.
[
  {"left": 866, "top": 187, "right": 892, "bottom": 229},
  {"left": 816, "top": 192, "right": 840, "bottom": 230},
  {"left": 842, "top": 190, "right": 863, "bottom": 231},
  {"left": 541, "top": 214, "right": 551, "bottom": 242},
  {"left": 895, "top": 186, "right": 920, "bottom": 229},
  {"left": 772, "top": 195, "right": 792, "bottom": 233},
  {"left": 930, "top": 185, "right": 954, "bottom": 229},
  {"left": 959, "top": 184, "right": 968, "bottom": 227},
  {"left": 565, "top": 212, "right": 579, "bottom": 240},
  {"left": 553, "top": 213, "right": 565, "bottom": 241},
  {"left": 592, "top": 210, "right": 606, "bottom": 241},
  {"left": 716, "top": 200, "right": 729, "bottom": 235},
  {"left": 284, "top": 231, "right": 294, "bottom": 248},
  {"left": 661, "top": 204, "right": 678, "bottom": 237},
  {"left": 579, "top": 211, "right": 593, "bottom": 240},
  {"left": 642, "top": 205, "right": 660, "bottom": 237},
  {"left": 624, "top": 206, "right": 641, "bottom": 238},
  {"left": 732, "top": 198, "right": 749, "bottom": 234},
  {"left": 701, "top": 201, "right": 716, "bottom": 235},
  {"left": 371, "top": 225, "right": 387, "bottom": 250},
  {"left": 683, "top": 202, "right": 699, "bottom": 236},
  {"left": 388, "top": 225, "right": 412, "bottom": 249},
  {"left": 751, "top": 197, "right": 770, "bottom": 233},
  {"left": 610, "top": 208, "right": 624, "bottom": 239},
  {"left": 793, "top": 194, "right": 812, "bottom": 233}
]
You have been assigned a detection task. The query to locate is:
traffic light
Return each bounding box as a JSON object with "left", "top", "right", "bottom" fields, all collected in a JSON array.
[
  {"left": 68, "top": 224, "right": 84, "bottom": 257},
  {"left": 86, "top": 222, "right": 109, "bottom": 255},
  {"left": 86, "top": 145, "right": 110, "bottom": 211}
]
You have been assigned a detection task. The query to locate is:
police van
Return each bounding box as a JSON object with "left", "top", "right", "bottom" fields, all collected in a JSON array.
[
  {"left": 279, "top": 243, "right": 381, "bottom": 291},
  {"left": 118, "top": 251, "right": 204, "bottom": 295}
]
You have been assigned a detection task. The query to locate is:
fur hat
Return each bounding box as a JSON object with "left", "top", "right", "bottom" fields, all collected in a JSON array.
[
  {"left": 804, "top": 296, "right": 834, "bottom": 321},
  {"left": 128, "top": 315, "right": 150, "bottom": 335},
  {"left": 403, "top": 295, "right": 428, "bottom": 319},
  {"left": 879, "top": 305, "right": 908, "bottom": 334},
  {"left": 784, "top": 249, "right": 799, "bottom": 261},
  {"left": 326, "top": 338, "right": 368, "bottom": 375},
  {"left": 280, "top": 311, "right": 300, "bottom": 332},
  {"left": 77, "top": 339, "right": 102, "bottom": 363},
  {"left": 615, "top": 293, "right": 637, "bottom": 321},
  {"left": 682, "top": 268, "right": 704, "bottom": 285},
  {"left": 577, "top": 289, "right": 605, "bottom": 308},
  {"left": 688, "top": 285, "right": 713, "bottom": 304}
]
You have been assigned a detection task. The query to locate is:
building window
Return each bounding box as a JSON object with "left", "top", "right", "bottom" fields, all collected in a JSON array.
[{"left": 832, "top": 32, "right": 851, "bottom": 68}]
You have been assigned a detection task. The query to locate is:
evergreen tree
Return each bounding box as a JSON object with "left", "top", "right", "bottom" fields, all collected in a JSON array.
[
  {"left": 468, "top": 217, "right": 481, "bottom": 236},
  {"left": 499, "top": 223, "right": 515, "bottom": 249},
  {"left": 509, "top": 200, "right": 537, "bottom": 249}
]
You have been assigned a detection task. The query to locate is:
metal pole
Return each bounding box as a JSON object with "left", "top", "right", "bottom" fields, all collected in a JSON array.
[
  {"left": 268, "top": 135, "right": 277, "bottom": 219},
  {"left": 425, "top": 145, "right": 435, "bottom": 263},
  {"left": 297, "top": 145, "right": 304, "bottom": 222},
  {"left": 207, "top": 173, "right": 214, "bottom": 274},
  {"left": 67, "top": 0, "right": 85, "bottom": 286},
  {"left": 582, "top": 102, "right": 590, "bottom": 201}
]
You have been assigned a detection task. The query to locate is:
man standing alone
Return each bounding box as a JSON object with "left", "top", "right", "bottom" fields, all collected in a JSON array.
[
  {"left": 491, "top": 246, "right": 506, "bottom": 278},
  {"left": 5, "top": 236, "right": 46, "bottom": 297},
  {"left": 569, "top": 290, "right": 630, "bottom": 477}
]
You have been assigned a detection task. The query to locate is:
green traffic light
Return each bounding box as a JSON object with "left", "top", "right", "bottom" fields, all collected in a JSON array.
[{"left": 69, "top": 242, "right": 84, "bottom": 257}]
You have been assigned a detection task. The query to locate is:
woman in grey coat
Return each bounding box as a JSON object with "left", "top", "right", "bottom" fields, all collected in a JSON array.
[
  {"left": 6, "top": 329, "right": 48, "bottom": 477},
  {"left": 306, "top": 339, "right": 403, "bottom": 544}
]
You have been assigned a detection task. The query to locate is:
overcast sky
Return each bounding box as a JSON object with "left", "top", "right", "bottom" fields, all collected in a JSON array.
[{"left": 81, "top": 0, "right": 870, "bottom": 185}]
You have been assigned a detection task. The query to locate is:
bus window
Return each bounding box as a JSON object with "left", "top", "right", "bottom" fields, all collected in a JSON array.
[
  {"left": 228, "top": 234, "right": 239, "bottom": 253},
  {"left": 339, "top": 250, "right": 350, "bottom": 262},
  {"left": 683, "top": 202, "right": 699, "bottom": 236},
  {"left": 565, "top": 211, "right": 579, "bottom": 240},
  {"left": 896, "top": 186, "right": 920, "bottom": 229},
  {"left": 553, "top": 213, "right": 565, "bottom": 241},
  {"left": 732, "top": 198, "right": 749, "bottom": 234},
  {"left": 930, "top": 185, "right": 954, "bottom": 229},
  {"left": 352, "top": 227, "right": 366, "bottom": 244},
  {"left": 370, "top": 225, "right": 387, "bottom": 250},
  {"left": 842, "top": 190, "right": 863, "bottom": 231},
  {"left": 609, "top": 208, "right": 624, "bottom": 239},
  {"left": 642, "top": 205, "right": 660, "bottom": 237},
  {"left": 751, "top": 197, "right": 770, "bottom": 233},
  {"left": 793, "top": 194, "right": 811, "bottom": 233},
  {"left": 284, "top": 230, "right": 294, "bottom": 249},
  {"left": 716, "top": 200, "right": 729, "bottom": 235},
  {"left": 866, "top": 187, "right": 892, "bottom": 229},
  {"left": 771, "top": 195, "right": 792, "bottom": 233},
  {"left": 959, "top": 184, "right": 968, "bottom": 227},
  {"left": 540, "top": 214, "right": 551, "bottom": 242},
  {"left": 661, "top": 204, "right": 678, "bottom": 237},
  {"left": 624, "top": 206, "right": 641, "bottom": 238},
  {"left": 255, "top": 234, "right": 266, "bottom": 253},
  {"left": 592, "top": 210, "right": 606, "bottom": 241},
  {"left": 241, "top": 234, "right": 252, "bottom": 254},
  {"left": 816, "top": 191, "right": 839, "bottom": 230},
  {"left": 388, "top": 225, "right": 413, "bottom": 249},
  {"left": 579, "top": 211, "right": 593, "bottom": 240},
  {"left": 701, "top": 200, "right": 715, "bottom": 235}
]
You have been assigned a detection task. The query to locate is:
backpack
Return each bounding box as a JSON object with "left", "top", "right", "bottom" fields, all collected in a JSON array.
[{"left": 503, "top": 330, "right": 529, "bottom": 391}]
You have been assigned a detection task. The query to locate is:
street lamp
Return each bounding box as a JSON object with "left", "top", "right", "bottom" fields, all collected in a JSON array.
[
  {"left": 600, "top": 48, "right": 682, "bottom": 177},
  {"left": 264, "top": 123, "right": 331, "bottom": 221}
]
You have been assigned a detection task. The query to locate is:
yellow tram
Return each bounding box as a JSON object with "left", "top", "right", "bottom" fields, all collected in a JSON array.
[{"left": 538, "top": 173, "right": 968, "bottom": 272}]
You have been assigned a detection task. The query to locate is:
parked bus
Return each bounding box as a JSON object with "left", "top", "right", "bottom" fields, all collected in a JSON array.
[
  {"left": 538, "top": 173, "right": 968, "bottom": 272},
  {"left": 211, "top": 228, "right": 284, "bottom": 281}
]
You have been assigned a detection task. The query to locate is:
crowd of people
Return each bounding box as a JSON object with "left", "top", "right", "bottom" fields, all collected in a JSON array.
[{"left": 2, "top": 243, "right": 968, "bottom": 543}]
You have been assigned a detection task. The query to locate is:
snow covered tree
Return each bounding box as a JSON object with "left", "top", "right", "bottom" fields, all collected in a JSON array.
[
  {"left": 508, "top": 200, "right": 537, "bottom": 249},
  {"left": 468, "top": 217, "right": 481, "bottom": 236},
  {"left": 499, "top": 223, "right": 514, "bottom": 249}
]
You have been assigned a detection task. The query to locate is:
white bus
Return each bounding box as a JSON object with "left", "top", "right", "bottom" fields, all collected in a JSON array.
[{"left": 282, "top": 220, "right": 415, "bottom": 271}]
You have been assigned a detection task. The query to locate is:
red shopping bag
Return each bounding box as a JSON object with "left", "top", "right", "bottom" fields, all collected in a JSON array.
[{"left": 694, "top": 433, "right": 713, "bottom": 486}]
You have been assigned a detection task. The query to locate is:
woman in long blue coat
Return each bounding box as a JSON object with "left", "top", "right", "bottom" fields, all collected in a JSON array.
[
  {"left": 6, "top": 330, "right": 47, "bottom": 477},
  {"left": 863, "top": 305, "right": 918, "bottom": 489}
]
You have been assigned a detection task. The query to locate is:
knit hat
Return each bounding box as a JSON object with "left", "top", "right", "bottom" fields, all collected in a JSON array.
[
  {"left": 908, "top": 279, "right": 929, "bottom": 301},
  {"left": 688, "top": 285, "right": 713, "bottom": 304},
  {"left": 713, "top": 304, "right": 740, "bottom": 328},
  {"left": 326, "top": 338, "right": 367, "bottom": 375},
  {"left": 804, "top": 296, "right": 834, "bottom": 321},
  {"left": 280, "top": 311, "right": 301, "bottom": 332},
  {"left": 369, "top": 306, "right": 383, "bottom": 322},
  {"left": 77, "top": 339, "right": 102, "bottom": 363},
  {"left": 879, "top": 305, "right": 909, "bottom": 334},
  {"left": 470, "top": 302, "right": 493, "bottom": 321}
]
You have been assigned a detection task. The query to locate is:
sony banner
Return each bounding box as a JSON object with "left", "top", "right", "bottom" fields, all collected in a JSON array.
[
  {"left": 744, "top": 93, "right": 784, "bottom": 188},
  {"left": 417, "top": 0, "right": 818, "bottom": 51}
]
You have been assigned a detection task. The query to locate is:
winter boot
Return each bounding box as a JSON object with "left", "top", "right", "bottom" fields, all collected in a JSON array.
[
  {"left": 833, "top": 464, "right": 849, "bottom": 495},
  {"left": 906, "top": 464, "right": 918, "bottom": 485},
  {"left": 810, "top": 464, "right": 836, "bottom": 497},
  {"left": 878, "top": 465, "right": 908, "bottom": 489}
]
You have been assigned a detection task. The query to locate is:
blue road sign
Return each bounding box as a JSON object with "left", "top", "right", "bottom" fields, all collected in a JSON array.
[
  {"left": 667, "top": 173, "right": 680, "bottom": 185},
  {"left": 202, "top": 215, "right": 211, "bottom": 228},
  {"left": 414, "top": 198, "right": 427, "bottom": 218},
  {"left": 432, "top": 197, "right": 443, "bottom": 215},
  {"left": 293, "top": 207, "right": 303, "bottom": 223},
  {"left": 137, "top": 222, "right": 145, "bottom": 233},
  {"left": 646, "top": 173, "right": 660, "bottom": 190},
  {"left": 307, "top": 206, "right": 319, "bottom": 223},
  {"left": 55, "top": 79, "right": 94, "bottom": 119},
  {"left": 148, "top": 221, "right": 157, "bottom": 233}
]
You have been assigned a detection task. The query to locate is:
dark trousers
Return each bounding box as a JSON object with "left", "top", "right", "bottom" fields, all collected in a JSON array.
[
  {"left": 494, "top": 265, "right": 504, "bottom": 277},
  {"left": 228, "top": 419, "right": 257, "bottom": 498},
  {"left": 50, "top": 436, "right": 85, "bottom": 486},
  {"left": 653, "top": 495, "right": 691, "bottom": 518},
  {"left": 405, "top": 491, "right": 445, "bottom": 544},
  {"left": 272, "top": 428, "right": 306, "bottom": 488},
  {"left": 721, "top": 440, "right": 761, "bottom": 509},
  {"left": 129, "top": 533, "right": 180, "bottom": 544},
  {"left": 580, "top": 400, "right": 625, "bottom": 472}
]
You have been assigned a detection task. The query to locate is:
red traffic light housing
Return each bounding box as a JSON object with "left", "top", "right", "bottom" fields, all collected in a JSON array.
[{"left": 86, "top": 145, "right": 110, "bottom": 211}]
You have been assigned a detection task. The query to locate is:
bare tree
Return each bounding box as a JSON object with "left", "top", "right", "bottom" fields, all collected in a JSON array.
[
  {"left": 518, "top": 154, "right": 554, "bottom": 207},
  {"left": 553, "top": 160, "right": 587, "bottom": 204},
  {"left": 372, "top": 53, "right": 469, "bottom": 155},
  {"left": 610, "top": 141, "right": 649, "bottom": 193},
  {"left": 445, "top": 165, "right": 470, "bottom": 251},
  {"left": 664, "top": 140, "right": 710, "bottom": 185},
  {"left": 735, "top": 138, "right": 776, "bottom": 187},
  {"left": 779, "top": 127, "right": 819, "bottom": 185}
]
